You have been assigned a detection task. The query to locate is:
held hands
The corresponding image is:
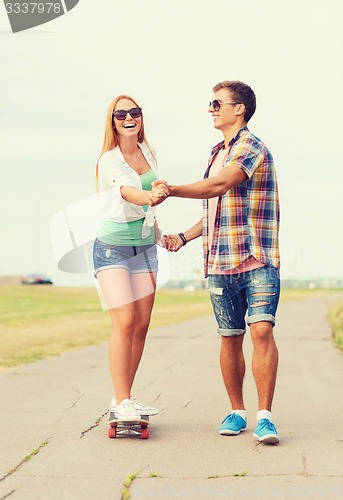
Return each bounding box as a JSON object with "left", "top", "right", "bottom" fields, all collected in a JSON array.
[
  {"left": 149, "top": 179, "right": 170, "bottom": 207},
  {"left": 163, "top": 233, "right": 184, "bottom": 252},
  {"left": 149, "top": 178, "right": 185, "bottom": 252}
]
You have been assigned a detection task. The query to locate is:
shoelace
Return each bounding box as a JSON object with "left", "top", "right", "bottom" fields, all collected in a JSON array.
[
  {"left": 118, "top": 400, "right": 135, "bottom": 412},
  {"left": 258, "top": 418, "right": 277, "bottom": 432},
  {"left": 223, "top": 413, "right": 241, "bottom": 424},
  {"left": 131, "top": 397, "right": 147, "bottom": 408}
]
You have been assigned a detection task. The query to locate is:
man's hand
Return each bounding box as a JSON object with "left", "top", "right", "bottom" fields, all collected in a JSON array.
[
  {"left": 149, "top": 180, "right": 169, "bottom": 206},
  {"left": 163, "top": 233, "right": 184, "bottom": 252},
  {"left": 152, "top": 179, "right": 169, "bottom": 188}
]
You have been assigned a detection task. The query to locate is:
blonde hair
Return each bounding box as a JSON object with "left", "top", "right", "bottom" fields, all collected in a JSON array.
[{"left": 96, "top": 95, "right": 152, "bottom": 189}]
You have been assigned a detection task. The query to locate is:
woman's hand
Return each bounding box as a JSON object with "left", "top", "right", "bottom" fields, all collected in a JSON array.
[
  {"left": 149, "top": 180, "right": 169, "bottom": 206},
  {"left": 163, "top": 233, "right": 184, "bottom": 252}
]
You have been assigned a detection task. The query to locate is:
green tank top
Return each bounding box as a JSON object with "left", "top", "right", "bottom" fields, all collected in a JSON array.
[{"left": 97, "top": 168, "right": 157, "bottom": 246}]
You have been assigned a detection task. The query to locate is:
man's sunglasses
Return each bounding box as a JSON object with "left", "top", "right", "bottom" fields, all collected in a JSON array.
[
  {"left": 112, "top": 107, "right": 142, "bottom": 120},
  {"left": 209, "top": 100, "right": 242, "bottom": 112}
]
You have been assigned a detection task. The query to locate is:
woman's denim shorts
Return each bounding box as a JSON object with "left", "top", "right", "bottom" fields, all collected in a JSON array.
[
  {"left": 207, "top": 265, "right": 280, "bottom": 337},
  {"left": 93, "top": 238, "right": 158, "bottom": 278}
]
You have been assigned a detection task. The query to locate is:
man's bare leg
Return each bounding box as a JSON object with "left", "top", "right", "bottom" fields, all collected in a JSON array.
[
  {"left": 220, "top": 335, "right": 246, "bottom": 410},
  {"left": 250, "top": 321, "right": 278, "bottom": 411}
]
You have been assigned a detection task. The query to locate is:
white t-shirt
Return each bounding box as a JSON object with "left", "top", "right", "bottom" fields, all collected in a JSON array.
[{"left": 97, "top": 142, "right": 158, "bottom": 238}]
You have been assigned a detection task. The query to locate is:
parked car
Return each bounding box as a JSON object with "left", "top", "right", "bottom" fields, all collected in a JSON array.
[{"left": 21, "top": 274, "right": 53, "bottom": 285}]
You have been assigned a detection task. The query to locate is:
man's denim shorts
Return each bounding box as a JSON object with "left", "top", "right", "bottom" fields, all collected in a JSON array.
[
  {"left": 207, "top": 266, "right": 280, "bottom": 337},
  {"left": 93, "top": 238, "right": 158, "bottom": 278}
]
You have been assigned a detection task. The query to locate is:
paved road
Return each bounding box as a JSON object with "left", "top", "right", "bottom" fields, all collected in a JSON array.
[{"left": 1, "top": 294, "right": 343, "bottom": 499}]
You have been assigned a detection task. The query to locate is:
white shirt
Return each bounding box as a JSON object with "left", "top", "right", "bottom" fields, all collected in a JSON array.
[{"left": 97, "top": 142, "right": 158, "bottom": 238}]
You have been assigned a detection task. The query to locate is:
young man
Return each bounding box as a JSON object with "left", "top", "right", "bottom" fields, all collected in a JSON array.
[{"left": 155, "top": 81, "right": 281, "bottom": 444}]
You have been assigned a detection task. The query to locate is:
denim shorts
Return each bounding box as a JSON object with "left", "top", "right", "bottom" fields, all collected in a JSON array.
[
  {"left": 93, "top": 238, "right": 158, "bottom": 277},
  {"left": 207, "top": 266, "right": 280, "bottom": 337}
]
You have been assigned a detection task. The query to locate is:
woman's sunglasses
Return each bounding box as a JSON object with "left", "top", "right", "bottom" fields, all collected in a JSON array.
[
  {"left": 209, "top": 100, "right": 242, "bottom": 112},
  {"left": 112, "top": 107, "right": 142, "bottom": 120}
]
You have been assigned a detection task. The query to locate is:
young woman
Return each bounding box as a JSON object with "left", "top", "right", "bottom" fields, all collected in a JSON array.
[{"left": 93, "top": 95, "right": 168, "bottom": 422}]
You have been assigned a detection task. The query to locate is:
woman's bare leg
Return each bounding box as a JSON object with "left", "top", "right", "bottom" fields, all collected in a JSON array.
[
  {"left": 97, "top": 268, "right": 135, "bottom": 404},
  {"left": 128, "top": 272, "right": 157, "bottom": 389}
]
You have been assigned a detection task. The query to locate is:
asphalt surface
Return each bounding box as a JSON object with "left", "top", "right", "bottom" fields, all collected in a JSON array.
[{"left": 1, "top": 294, "right": 343, "bottom": 499}]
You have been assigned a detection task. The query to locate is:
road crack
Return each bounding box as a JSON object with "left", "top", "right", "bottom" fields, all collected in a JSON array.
[
  {"left": 68, "top": 393, "right": 84, "bottom": 409},
  {"left": 0, "top": 437, "right": 52, "bottom": 484},
  {"left": 0, "top": 490, "right": 15, "bottom": 500},
  {"left": 80, "top": 411, "right": 108, "bottom": 438}
]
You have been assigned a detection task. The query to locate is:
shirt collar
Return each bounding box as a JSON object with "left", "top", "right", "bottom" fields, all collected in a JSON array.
[
  {"left": 210, "top": 125, "right": 249, "bottom": 156},
  {"left": 113, "top": 142, "right": 157, "bottom": 172}
]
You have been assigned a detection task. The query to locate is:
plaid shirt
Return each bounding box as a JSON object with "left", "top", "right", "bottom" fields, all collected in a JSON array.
[{"left": 203, "top": 126, "right": 280, "bottom": 277}]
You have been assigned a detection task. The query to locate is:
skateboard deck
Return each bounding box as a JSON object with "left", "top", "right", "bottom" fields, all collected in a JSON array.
[{"left": 108, "top": 415, "right": 150, "bottom": 439}]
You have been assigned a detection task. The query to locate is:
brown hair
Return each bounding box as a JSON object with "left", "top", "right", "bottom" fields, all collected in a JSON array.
[{"left": 212, "top": 81, "right": 256, "bottom": 122}]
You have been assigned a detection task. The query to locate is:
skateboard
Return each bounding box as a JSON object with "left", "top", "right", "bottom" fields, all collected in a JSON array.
[{"left": 108, "top": 415, "right": 150, "bottom": 439}]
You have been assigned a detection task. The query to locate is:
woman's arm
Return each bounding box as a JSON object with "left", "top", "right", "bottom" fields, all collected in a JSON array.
[
  {"left": 98, "top": 152, "right": 169, "bottom": 206},
  {"left": 120, "top": 183, "right": 169, "bottom": 206},
  {"left": 154, "top": 219, "right": 165, "bottom": 247}
]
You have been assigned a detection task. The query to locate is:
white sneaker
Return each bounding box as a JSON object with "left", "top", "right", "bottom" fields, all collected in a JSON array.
[
  {"left": 131, "top": 396, "right": 159, "bottom": 416},
  {"left": 114, "top": 398, "right": 140, "bottom": 421},
  {"left": 110, "top": 396, "right": 159, "bottom": 416}
]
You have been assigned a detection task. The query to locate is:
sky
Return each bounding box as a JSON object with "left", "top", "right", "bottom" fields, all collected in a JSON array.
[{"left": 0, "top": 0, "right": 342, "bottom": 286}]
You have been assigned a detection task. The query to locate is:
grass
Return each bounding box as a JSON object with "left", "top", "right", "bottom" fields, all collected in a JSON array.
[
  {"left": 329, "top": 302, "right": 343, "bottom": 352},
  {"left": 0, "top": 285, "right": 213, "bottom": 369},
  {"left": 121, "top": 473, "right": 138, "bottom": 500},
  {"left": 0, "top": 285, "right": 336, "bottom": 370},
  {"left": 208, "top": 471, "right": 247, "bottom": 478}
]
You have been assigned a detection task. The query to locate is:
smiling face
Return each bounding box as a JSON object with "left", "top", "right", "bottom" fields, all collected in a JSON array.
[
  {"left": 113, "top": 98, "right": 142, "bottom": 140},
  {"left": 208, "top": 88, "right": 245, "bottom": 132}
]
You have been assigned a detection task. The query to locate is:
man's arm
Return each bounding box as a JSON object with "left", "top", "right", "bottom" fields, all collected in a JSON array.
[
  {"left": 164, "top": 219, "right": 202, "bottom": 252},
  {"left": 168, "top": 165, "right": 247, "bottom": 199},
  {"left": 152, "top": 165, "right": 247, "bottom": 200},
  {"left": 183, "top": 219, "right": 203, "bottom": 242}
]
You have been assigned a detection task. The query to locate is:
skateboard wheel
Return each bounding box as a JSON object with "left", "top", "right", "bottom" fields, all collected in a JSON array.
[
  {"left": 108, "top": 426, "right": 117, "bottom": 439},
  {"left": 140, "top": 426, "right": 149, "bottom": 439}
]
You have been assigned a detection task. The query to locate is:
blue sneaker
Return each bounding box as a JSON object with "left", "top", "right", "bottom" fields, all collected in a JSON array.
[
  {"left": 253, "top": 418, "right": 279, "bottom": 444},
  {"left": 219, "top": 413, "right": 247, "bottom": 435}
]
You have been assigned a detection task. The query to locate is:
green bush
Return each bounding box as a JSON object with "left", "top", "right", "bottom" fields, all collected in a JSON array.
[{"left": 329, "top": 302, "right": 343, "bottom": 351}]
